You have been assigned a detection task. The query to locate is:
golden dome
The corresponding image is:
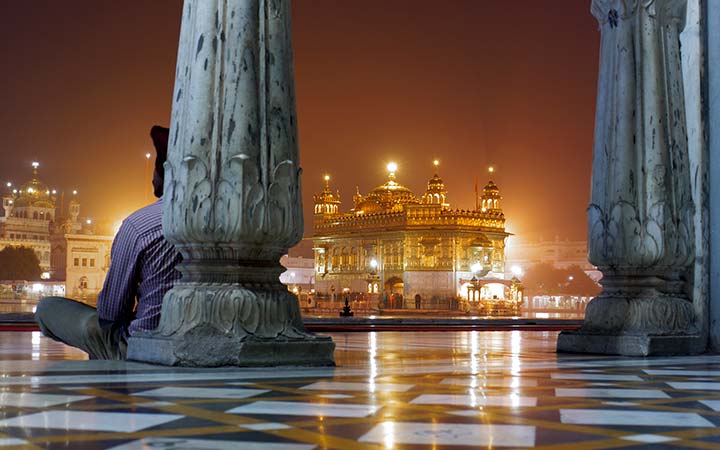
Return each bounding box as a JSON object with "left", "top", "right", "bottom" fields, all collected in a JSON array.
[
  {"left": 362, "top": 163, "right": 419, "bottom": 212},
  {"left": 13, "top": 163, "right": 55, "bottom": 208},
  {"left": 365, "top": 179, "right": 419, "bottom": 210}
]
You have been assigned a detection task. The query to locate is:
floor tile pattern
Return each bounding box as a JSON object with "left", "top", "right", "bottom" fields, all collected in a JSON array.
[{"left": 1, "top": 331, "right": 720, "bottom": 448}]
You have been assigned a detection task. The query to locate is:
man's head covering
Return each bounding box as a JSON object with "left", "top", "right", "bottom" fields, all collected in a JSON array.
[{"left": 150, "top": 126, "right": 169, "bottom": 198}]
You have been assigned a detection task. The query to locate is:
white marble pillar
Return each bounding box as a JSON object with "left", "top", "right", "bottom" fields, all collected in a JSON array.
[
  {"left": 127, "top": 0, "right": 335, "bottom": 366},
  {"left": 558, "top": 0, "right": 706, "bottom": 356}
]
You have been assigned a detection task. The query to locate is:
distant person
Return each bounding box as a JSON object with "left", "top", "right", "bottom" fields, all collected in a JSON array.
[{"left": 35, "top": 126, "right": 182, "bottom": 360}]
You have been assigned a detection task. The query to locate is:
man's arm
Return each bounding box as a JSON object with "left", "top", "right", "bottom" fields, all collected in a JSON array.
[{"left": 97, "top": 220, "right": 142, "bottom": 325}]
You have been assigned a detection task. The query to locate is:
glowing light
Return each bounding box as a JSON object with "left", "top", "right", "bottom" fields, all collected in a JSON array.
[
  {"left": 381, "top": 420, "right": 396, "bottom": 449},
  {"left": 27, "top": 187, "right": 34, "bottom": 194},
  {"left": 51, "top": 189, "right": 57, "bottom": 195},
  {"left": 12, "top": 189, "right": 17, "bottom": 194},
  {"left": 40, "top": 272, "right": 51, "bottom": 280},
  {"left": 369, "top": 332, "right": 378, "bottom": 393},
  {"left": 31, "top": 162, "right": 39, "bottom": 169},
  {"left": 488, "top": 166, "right": 495, "bottom": 173},
  {"left": 433, "top": 159, "right": 439, "bottom": 167},
  {"left": 8, "top": 200, "right": 13, "bottom": 205},
  {"left": 568, "top": 276, "right": 574, "bottom": 281},
  {"left": 386, "top": 162, "right": 398, "bottom": 173},
  {"left": 511, "top": 265, "right": 523, "bottom": 277},
  {"left": 324, "top": 175, "right": 330, "bottom": 182},
  {"left": 32, "top": 283, "right": 44, "bottom": 293},
  {"left": 471, "top": 262, "right": 482, "bottom": 274},
  {"left": 370, "top": 258, "right": 378, "bottom": 269},
  {"left": 72, "top": 190, "right": 78, "bottom": 195},
  {"left": 290, "top": 272, "right": 296, "bottom": 278},
  {"left": 86, "top": 219, "right": 92, "bottom": 225},
  {"left": 145, "top": 152, "right": 152, "bottom": 160},
  {"left": 5, "top": 182, "right": 11, "bottom": 188},
  {"left": 112, "top": 220, "right": 123, "bottom": 236}
]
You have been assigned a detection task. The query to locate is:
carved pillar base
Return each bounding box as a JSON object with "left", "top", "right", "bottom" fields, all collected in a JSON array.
[
  {"left": 128, "top": 282, "right": 335, "bottom": 367},
  {"left": 557, "top": 332, "right": 704, "bottom": 356},
  {"left": 558, "top": 272, "right": 704, "bottom": 356}
]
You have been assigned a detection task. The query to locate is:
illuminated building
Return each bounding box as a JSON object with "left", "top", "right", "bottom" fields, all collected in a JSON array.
[
  {"left": 0, "top": 163, "right": 60, "bottom": 272},
  {"left": 312, "top": 162, "right": 520, "bottom": 313},
  {"left": 0, "top": 163, "right": 113, "bottom": 300}
]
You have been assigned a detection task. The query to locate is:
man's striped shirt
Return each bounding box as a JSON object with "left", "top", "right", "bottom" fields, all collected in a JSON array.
[{"left": 97, "top": 199, "right": 182, "bottom": 336}]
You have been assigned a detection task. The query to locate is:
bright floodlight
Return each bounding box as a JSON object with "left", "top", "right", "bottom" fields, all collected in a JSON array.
[
  {"left": 433, "top": 159, "right": 440, "bottom": 167},
  {"left": 5, "top": 182, "right": 11, "bottom": 188},
  {"left": 31, "top": 162, "right": 39, "bottom": 169},
  {"left": 324, "top": 175, "right": 330, "bottom": 181},
  {"left": 471, "top": 262, "right": 482, "bottom": 274},
  {"left": 488, "top": 166, "right": 495, "bottom": 173},
  {"left": 51, "top": 189, "right": 57, "bottom": 195},
  {"left": 370, "top": 258, "right": 378, "bottom": 269},
  {"left": 387, "top": 162, "right": 398, "bottom": 173},
  {"left": 86, "top": 219, "right": 92, "bottom": 225},
  {"left": 72, "top": 190, "right": 78, "bottom": 195},
  {"left": 511, "top": 265, "right": 522, "bottom": 277}
]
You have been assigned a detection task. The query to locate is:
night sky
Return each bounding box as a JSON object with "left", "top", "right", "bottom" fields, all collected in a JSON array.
[{"left": 0, "top": 1, "right": 599, "bottom": 251}]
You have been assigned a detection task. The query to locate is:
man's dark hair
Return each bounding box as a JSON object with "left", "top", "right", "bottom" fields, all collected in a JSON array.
[{"left": 150, "top": 126, "right": 169, "bottom": 198}]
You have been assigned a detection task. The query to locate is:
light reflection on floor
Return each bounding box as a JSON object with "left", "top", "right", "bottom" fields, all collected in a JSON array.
[{"left": 0, "top": 331, "right": 720, "bottom": 448}]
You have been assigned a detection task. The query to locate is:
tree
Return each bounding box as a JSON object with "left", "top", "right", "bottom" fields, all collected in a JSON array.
[
  {"left": 561, "top": 265, "right": 602, "bottom": 297},
  {"left": 521, "top": 262, "right": 567, "bottom": 296},
  {"left": 0, "top": 247, "right": 42, "bottom": 281}
]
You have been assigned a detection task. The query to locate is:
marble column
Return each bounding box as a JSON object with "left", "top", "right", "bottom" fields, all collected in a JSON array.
[
  {"left": 127, "top": 0, "right": 335, "bottom": 366},
  {"left": 558, "top": 0, "right": 706, "bottom": 356}
]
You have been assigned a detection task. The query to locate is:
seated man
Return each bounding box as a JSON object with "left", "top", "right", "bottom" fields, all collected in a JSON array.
[{"left": 35, "top": 126, "right": 182, "bottom": 360}]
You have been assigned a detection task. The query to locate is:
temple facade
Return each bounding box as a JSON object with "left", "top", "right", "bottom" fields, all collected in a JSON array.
[
  {"left": 0, "top": 163, "right": 69, "bottom": 272},
  {"left": 312, "top": 162, "right": 517, "bottom": 311},
  {"left": 0, "top": 163, "right": 113, "bottom": 299}
]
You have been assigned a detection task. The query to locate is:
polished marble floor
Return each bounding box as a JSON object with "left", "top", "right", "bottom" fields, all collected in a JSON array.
[{"left": 1, "top": 331, "right": 720, "bottom": 448}]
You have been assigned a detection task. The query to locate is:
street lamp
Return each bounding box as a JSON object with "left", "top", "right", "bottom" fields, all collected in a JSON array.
[{"left": 144, "top": 152, "right": 152, "bottom": 201}]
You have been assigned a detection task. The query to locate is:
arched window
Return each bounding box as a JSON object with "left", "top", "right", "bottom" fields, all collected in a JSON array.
[{"left": 33, "top": 212, "right": 39, "bottom": 220}]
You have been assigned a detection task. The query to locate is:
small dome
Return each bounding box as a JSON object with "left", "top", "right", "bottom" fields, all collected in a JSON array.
[
  {"left": 427, "top": 174, "right": 445, "bottom": 191},
  {"left": 314, "top": 176, "right": 341, "bottom": 215},
  {"left": 483, "top": 180, "right": 500, "bottom": 194}
]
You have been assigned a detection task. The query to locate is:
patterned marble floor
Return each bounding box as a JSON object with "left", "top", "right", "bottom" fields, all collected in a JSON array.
[{"left": 1, "top": 331, "right": 720, "bottom": 449}]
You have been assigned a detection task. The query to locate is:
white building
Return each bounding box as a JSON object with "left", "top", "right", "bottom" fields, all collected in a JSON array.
[{"left": 505, "top": 237, "right": 601, "bottom": 281}]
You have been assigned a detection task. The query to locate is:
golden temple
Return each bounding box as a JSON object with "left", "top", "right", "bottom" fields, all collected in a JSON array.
[{"left": 312, "top": 162, "right": 522, "bottom": 314}]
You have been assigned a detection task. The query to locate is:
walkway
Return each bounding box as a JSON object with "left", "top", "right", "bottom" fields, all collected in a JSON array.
[{"left": 0, "top": 331, "right": 719, "bottom": 448}]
